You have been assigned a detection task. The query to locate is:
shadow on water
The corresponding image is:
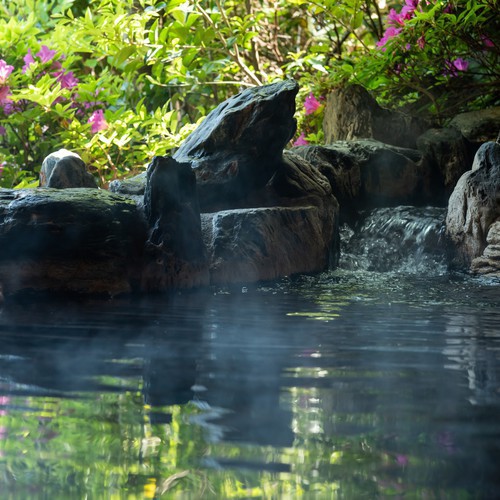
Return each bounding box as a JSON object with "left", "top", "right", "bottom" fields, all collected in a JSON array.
[{"left": 0, "top": 208, "right": 499, "bottom": 498}]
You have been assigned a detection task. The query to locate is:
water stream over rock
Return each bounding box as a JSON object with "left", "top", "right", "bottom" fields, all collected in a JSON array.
[{"left": 340, "top": 206, "right": 448, "bottom": 274}]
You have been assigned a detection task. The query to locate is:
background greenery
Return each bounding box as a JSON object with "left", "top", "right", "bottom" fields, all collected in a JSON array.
[{"left": 0, "top": 0, "right": 498, "bottom": 188}]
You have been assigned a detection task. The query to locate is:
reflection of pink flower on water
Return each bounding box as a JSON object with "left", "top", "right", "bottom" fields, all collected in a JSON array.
[
  {"left": 293, "top": 132, "right": 309, "bottom": 147},
  {"left": 396, "top": 454, "right": 409, "bottom": 466},
  {"left": 0, "top": 395, "right": 9, "bottom": 416},
  {"left": 304, "top": 92, "right": 321, "bottom": 115},
  {"left": 88, "top": 109, "right": 108, "bottom": 133},
  {"left": 437, "top": 431, "right": 457, "bottom": 454}
]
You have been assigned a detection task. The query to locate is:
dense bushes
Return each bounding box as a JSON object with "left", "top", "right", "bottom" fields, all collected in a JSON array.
[{"left": 0, "top": 0, "right": 497, "bottom": 188}]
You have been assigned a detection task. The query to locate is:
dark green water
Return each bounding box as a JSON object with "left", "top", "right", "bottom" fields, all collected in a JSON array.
[{"left": 0, "top": 269, "right": 499, "bottom": 499}]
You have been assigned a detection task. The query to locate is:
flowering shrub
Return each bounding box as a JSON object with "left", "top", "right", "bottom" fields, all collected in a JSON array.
[
  {"left": 0, "top": 0, "right": 497, "bottom": 187},
  {"left": 353, "top": 0, "right": 499, "bottom": 120}
]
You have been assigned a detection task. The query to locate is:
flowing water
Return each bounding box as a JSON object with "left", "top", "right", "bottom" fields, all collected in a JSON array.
[{"left": 0, "top": 207, "right": 499, "bottom": 499}]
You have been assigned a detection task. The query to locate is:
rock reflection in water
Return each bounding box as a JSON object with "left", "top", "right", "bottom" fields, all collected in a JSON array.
[{"left": 0, "top": 272, "right": 498, "bottom": 498}]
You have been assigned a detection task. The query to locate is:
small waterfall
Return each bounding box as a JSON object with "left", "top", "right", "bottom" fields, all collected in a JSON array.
[{"left": 340, "top": 206, "right": 448, "bottom": 274}]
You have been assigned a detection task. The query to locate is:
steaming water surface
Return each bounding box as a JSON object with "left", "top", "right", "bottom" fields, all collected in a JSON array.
[{"left": 0, "top": 269, "right": 499, "bottom": 498}]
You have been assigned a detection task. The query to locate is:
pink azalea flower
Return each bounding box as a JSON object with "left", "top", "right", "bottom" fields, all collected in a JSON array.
[
  {"left": 53, "top": 70, "right": 79, "bottom": 89},
  {"left": 0, "top": 86, "right": 10, "bottom": 102},
  {"left": 0, "top": 60, "right": 14, "bottom": 85},
  {"left": 37, "top": 45, "right": 57, "bottom": 64},
  {"left": 88, "top": 109, "right": 108, "bottom": 133},
  {"left": 304, "top": 92, "right": 321, "bottom": 115},
  {"left": 293, "top": 132, "right": 309, "bottom": 146},
  {"left": 417, "top": 35, "right": 426, "bottom": 50},
  {"left": 377, "top": 27, "right": 402, "bottom": 48},
  {"left": 453, "top": 57, "right": 469, "bottom": 71},
  {"left": 387, "top": 8, "right": 404, "bottom": 26},
  {"left": 22, "top": 49, "right": 35, "bottom": 73},
  {"left": 481, "top": 35, "right": 494, "bottom": 48},
  {"left": 443, "top": 3, "right": 453, "bottom": 14}
]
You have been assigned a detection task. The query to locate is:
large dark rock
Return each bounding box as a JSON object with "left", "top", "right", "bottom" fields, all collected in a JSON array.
[
  {"left": 201, "top": 150, "right": 340, "bottom": 282},
  {"left": 202, "top": 206, "right": 334, "bottom": 284},
  {"left": 446, "top": 141, "right": 500, "bottom": 270},
  {"left": 173, "top": 80, "right": 299, "bottom": 211},
  {"left": 322, "top": 85, "right": 429, "bottom": 149},
  {"left": 141, "top": 156, "right": 209, "bottom": 290},
  {"left": 292, "top": 139, "right": 435, "bottom": 222},
  {"left": 0, "top": 188, "right": 147, "bottom": 295},
  {"left": 40, "top": 149, "right": 98, "bottom": 189},
  {"left": 416, "top": 127, "right": 473, "bottom": 202},
  {"left": 448, "top": 107, "right": 500, "bottom": 144}
]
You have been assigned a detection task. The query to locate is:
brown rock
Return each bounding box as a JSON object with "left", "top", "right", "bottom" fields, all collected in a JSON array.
[{"left": 322, "top": 85, "right": 429, "bottom": 149}]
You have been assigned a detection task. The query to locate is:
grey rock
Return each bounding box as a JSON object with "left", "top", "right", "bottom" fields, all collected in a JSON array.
[
  {"left": 449, "top": 107, "right": 500, "bottom": 144},
  {"left": 322, "top": 85, "right": 429, "bottom": 149},
  {"left": 40, "top": 149, "right": 98, "bottom": 189},
  {"left": 173, "top": 80, "right": 298, "bottom": 211},
  {"left": 446, "top": 141, "right": 500, "bottom": 269},
  {"left": 292, "top": 139, "right": 434, "bottom": 221},
  {"left": 416, "top": 127, "right": 473, "bottom": 200}
]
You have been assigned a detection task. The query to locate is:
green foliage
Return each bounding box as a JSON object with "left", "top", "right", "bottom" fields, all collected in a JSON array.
[
  {"left": 0, "top": 0, "right": 498, "bottom": 187},
  {"left": 352, "top": 0, "right": 499, "bottom": 120}
]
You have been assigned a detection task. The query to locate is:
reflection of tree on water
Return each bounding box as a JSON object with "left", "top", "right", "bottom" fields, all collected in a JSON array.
[{"left": 443, "top": 310, "right": 499, "bottom": 405}]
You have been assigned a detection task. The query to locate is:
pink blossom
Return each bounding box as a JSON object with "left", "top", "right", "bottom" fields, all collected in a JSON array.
[
  {"left": 417, "top": 35, "right": 426, "bottom": 50},
  {"left": 443, "top": 3, "right": 453, "bottom": 14},
  {"left": 0, "top": 125, "right": 5, "bottom": 136},
  {"left": 36, "top": 45, "right": 56, "bottom": 64},
  {"left": 88, "top": 109, "right": 108, "bottom": 133},
  {"left": 387, "top": 8, "right": 404, "bottom": 26},
  {"left": 293, "top": 132, "right": 309, "bottom": 146},
  {"left": 377, "top": 27, "right": 402, "bottom": 48},
  {"left": 453, "top": 57, "right": 469, "bottom": 71},
  {"left": 401, "top": 0, "right": 419, "bottom": 18},
  {"left": 53, "top": 70, "right": 79, "bottom": 89},
  {"left": 481, "top": 35, "right": 494, "bottom": 48},
  {"left": 444, "top": 58, "right": 469, "bottom": 77},
  {"left": 22, "top": 49, "right": 35, "bottom": 73},
  {"left": 304, "top": 92, "right": 321, "bottom": 115},
  {"left": 0, "top": 86, "right": 10, "bottom": 102},
  {"left": 0, "top": 60, "right": 14, "bottom": 85}
]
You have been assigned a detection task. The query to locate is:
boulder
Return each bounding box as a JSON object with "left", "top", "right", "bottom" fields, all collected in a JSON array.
[
  {"left": 202, "top": 206, "right": 334, "bottom": 284},
  {"left": 470, "top": 221, "right": 500, "bottom": 277},
  {"left": 141, "top": 156, "right": 209, "bottom": 290},
  {"left": 446, "top": 141, "right": 500, "bottom": 269},
  {"left": 202, "top": 151, "right": 340, "bottom": 283},
  {"left": 416, "top": 127, "right": 473, "bottom": 202},
  {"left": 322, "top": 85, "right": 429, "bottom": 149},
  {"left": 0, "top": 188, "right": 147, "bottom": 295},
  {"left": 40, "top": 149, "right": 98, "bottom": 189},
  {"left": 173, "top": 79, "right": 299, "bottom": 211},
  {"left": 292, "top": 139, "right": 435, "bottom": 221},
  {"left": 448, "top": 107, "right": 500, "bottom": 144}
]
